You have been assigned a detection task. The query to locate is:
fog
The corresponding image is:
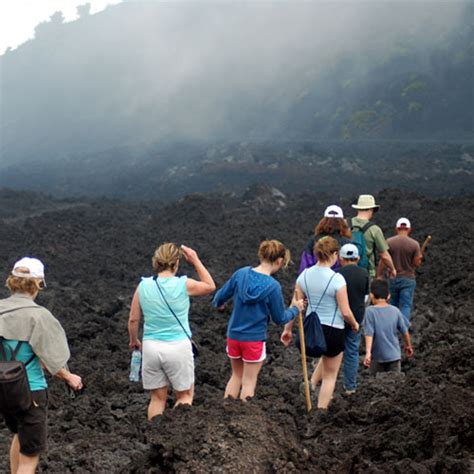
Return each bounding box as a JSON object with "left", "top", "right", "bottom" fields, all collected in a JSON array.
[{"left": 0, "top": 1, "right": 472, "bottom": 166}]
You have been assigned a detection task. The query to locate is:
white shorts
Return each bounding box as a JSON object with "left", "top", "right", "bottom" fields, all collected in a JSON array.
[{"left": 142, "top": 339, "right": 194, "bottom": 391}]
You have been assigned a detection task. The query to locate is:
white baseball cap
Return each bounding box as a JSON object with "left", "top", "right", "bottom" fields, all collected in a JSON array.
[
  {"left": 340, "top": 243, "right": 360, "bottom": 259},
  {"left": 396, "top": 218, "right": 411, "bottom": 229},
  {"left": 12, "top": 257, "right": 46, "bottom": 286},
  {"left": 324, "top": 205, "right": 344, "bottom": 218}
]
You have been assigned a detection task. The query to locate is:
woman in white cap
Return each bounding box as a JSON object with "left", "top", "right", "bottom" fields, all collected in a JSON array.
[
  {"left": 298, "top": 205, "right": 352, "bottom": 275},
  {"left": 0, "top": 257, "right": 82, "bottom": 474}
]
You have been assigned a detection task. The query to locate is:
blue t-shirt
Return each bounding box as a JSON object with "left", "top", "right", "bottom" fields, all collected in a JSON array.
[
  {"left": 297, "top": 266, "right": 346, "bottom": 329},
  {"left": 138, "top": 276, "right": 191, "bottom": 341},
  {"left": 364, "top": 305, "right": 409, "bottom": 363},
  {"left": 3, "top": 339, "right": 47, "bottom": 391}
]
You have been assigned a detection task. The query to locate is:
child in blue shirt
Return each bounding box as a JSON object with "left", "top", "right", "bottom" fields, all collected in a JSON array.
[{"left": 364, "top": 279, "right": 413, "bottom": 375}]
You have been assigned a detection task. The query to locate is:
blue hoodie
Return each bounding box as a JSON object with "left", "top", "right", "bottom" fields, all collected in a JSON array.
[{"left": 212, "top": 267, "right": 298, "bottom": 341}]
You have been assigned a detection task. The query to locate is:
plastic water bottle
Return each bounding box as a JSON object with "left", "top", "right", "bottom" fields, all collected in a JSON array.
[{"left": 129, "top": 349, "right": 142, "bottom": 382}]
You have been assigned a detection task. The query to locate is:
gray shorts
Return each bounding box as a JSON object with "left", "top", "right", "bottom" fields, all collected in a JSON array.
[{"left": 142, "top": 338, "right": 194, "bottom": 391}]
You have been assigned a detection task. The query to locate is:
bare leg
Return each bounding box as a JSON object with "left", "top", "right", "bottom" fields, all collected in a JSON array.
[
  {"left": 16, "top": 453, "right": 39, "bottom": 474},
  {"left": 175, "top": 384, "right": 194, "bottom": 407},
  {"left": 10, "top": 434, "right": 20, "bottom": 474},
  {"left": 318, "top": 354, "right": 343, "bottom": 409},
  {"left": 148, "top": 386, "right": 168, "bottom": 420},
  {"left": 224, "top": 358, "right": 243, "bottom": 399},
  {"left": 240, "top": 361, "right": 263, "bottom": 400},
  {"left": 310, "top": 359, "right": 323, "bottom": 389}
]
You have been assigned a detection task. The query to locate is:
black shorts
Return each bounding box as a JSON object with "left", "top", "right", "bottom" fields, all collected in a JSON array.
[
  {"left": 322, "top": 325, "right": 345, "bottom": 357},
  {"left": 3, "top": 389, "right": 48, "bottom": 455}
]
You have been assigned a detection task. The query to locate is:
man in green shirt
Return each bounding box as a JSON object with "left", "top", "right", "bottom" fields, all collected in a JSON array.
[{"left": 351, "top": 194, "right": 396, "bottom": 278}]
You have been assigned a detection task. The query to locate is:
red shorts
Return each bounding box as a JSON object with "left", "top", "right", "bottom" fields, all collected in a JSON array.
[{"left": 226, "top": 338, "right": 266, "bottom": 363}]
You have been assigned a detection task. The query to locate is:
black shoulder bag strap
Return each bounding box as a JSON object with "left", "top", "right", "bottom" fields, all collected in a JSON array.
[
  {"left": 304, "top": 271, "right": 339, "bottom": 327},
  {"left": 303, "top": 271, "right": 336, "bottom": 313},
  {"left": 0, "top": 306, "right": 40, "bottom": 367},
  {"left": 153, "top": 277, "right": 192, "bottom": 342}
]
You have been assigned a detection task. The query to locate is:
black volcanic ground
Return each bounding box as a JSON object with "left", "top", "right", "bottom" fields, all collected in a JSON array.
[
  {"left": 1, "top": 141, "right": 473, "bottom": 200},
  {"left": 0, "top": 186, "right": 473, "bottom": 472}
]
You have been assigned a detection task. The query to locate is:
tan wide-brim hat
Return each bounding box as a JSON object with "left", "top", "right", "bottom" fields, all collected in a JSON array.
[{"left": 352, "top": 194, "right": 380, "bottom": 210}]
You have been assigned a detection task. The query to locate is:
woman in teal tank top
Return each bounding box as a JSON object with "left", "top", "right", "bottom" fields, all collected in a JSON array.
[{"left": 128, "top": 243, "right": 216, "bottom": 421}]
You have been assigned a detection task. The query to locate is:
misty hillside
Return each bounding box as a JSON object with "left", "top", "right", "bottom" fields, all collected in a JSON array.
[{"left": 0, "top": 1, "right": 473, "bottom": 167}]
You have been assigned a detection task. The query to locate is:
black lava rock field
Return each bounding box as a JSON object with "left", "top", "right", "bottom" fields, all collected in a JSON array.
[{"left": 0, "top": 187, "right": 473, "bottom": 472}]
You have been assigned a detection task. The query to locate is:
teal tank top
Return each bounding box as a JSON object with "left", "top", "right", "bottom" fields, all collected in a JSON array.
[
  {"left": 3, "top": 339, "right": 47, "bottom": 391},
  {"left": 139, "top": 276, "right": 191, "bottom": 341}
]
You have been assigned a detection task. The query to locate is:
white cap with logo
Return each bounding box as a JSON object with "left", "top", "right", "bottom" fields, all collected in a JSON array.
[
  {"left": 340, "top": 243, "right": 360, "bottom": 259},
  {"left": 396, "top": 217, "right": 411, "bottom": 229},
  {"left": 11, "top": 257, "right": 46, "bottom": 286},
  {"left": 324, "top": 205, "right": 344, "bottom": 218}
]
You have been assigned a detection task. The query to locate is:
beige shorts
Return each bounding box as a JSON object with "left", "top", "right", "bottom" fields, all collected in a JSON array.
[{"left": 142, "top": 338, "right": 194, "bottom": 391}]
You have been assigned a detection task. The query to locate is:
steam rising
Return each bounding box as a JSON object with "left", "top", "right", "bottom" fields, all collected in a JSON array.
[{"left": 0, "top": 1, "right": 470, "bottom": 164}]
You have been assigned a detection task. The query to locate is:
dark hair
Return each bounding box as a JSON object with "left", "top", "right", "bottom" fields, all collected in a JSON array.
[
  {"left": 315, "top": 217, "right": 351, "bottom": 239},
  {"left": 314, "top": 236, "right": 340, "bottom": 262},
  {"left": 370, "top": 279, "right": 389, "bottom": 299}
]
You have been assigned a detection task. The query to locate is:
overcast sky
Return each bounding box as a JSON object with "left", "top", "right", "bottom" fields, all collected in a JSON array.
[
  {"left": 1, "top": 0, "right": 465, "bottom": 55},
  {"left": 0, "top": 1, "right": 123, "bottom": 54}
]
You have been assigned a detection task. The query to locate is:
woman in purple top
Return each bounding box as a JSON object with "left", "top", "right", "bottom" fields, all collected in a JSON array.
[{"left": 298, "top": 205, "right": 352, "bottom": 275}]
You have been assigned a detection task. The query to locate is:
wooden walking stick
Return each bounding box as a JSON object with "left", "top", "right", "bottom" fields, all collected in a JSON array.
[
  {"left": 420, "top": 235, "right": 432, "bottom": 257},
  {"left": 297, "top": 309, "right": 312, "bottom": 412}
]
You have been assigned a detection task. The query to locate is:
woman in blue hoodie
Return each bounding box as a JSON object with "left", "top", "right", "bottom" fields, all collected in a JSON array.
[{"left": 213, "top": 240, "right": 305, "bottom": 400}]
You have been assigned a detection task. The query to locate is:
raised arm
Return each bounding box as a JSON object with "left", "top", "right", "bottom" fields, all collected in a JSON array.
[
  {"left": 182, "top": 245, "right": 216, "bottom": 297},
  {"left": 128, "top": 287, "right": 142, "bottom": 350},
  {"left": 336, "top": 285, "right": 359, "bottom": 332}
]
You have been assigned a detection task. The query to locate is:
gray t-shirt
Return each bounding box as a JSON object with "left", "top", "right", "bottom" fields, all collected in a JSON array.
[{"left": 364, "top": 305, "right": 409, "bottom": 363}]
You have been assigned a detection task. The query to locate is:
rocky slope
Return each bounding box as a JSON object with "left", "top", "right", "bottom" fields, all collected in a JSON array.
[{"left": 0, "top": 188, "right": 472, "bottom": 472}]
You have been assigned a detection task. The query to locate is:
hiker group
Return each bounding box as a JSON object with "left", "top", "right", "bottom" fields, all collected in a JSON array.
[{"left": 0, "top": 193, "right": 425, "bottom": 473}]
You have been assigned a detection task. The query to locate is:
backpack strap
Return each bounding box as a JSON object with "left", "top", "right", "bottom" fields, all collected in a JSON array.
[
  {"left": 361, "top": 222, "right": 376, "bottom": 233},
  {"left": 0, "top": 339, "right": 36, "bottom": 366},
  {"left": 11, "top": 340, "right": 23, "bottom": 359},
  {"left": 0, "top": 338, "right": 8, "bottom": 361},
  {"left": 0, "top": 306, "right": 40, "bottom": 366}
]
